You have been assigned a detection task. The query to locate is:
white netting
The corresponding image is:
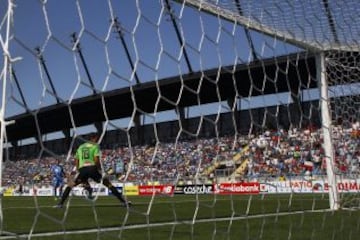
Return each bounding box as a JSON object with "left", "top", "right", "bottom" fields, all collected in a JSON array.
[
  {"left": 0, "top": 0, "right": 359, "bottom": 239},
  {"left": 186, "top": 0, "right": 360, "bottom": 50}
]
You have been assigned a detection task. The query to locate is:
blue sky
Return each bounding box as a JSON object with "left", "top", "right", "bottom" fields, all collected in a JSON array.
[
  {"left": 1, "top": 1, "right": 296, "bottom": 110},
  {"left": 1, "top": 0, "right": 358, "bottom": 142}
]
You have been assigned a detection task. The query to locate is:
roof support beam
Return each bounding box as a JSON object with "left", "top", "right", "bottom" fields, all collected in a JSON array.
[
  {"left": 71, "top": 33, "right": 97, "bottom": 94},
  {"left": 164, "top": 0, "right": 193, "bottom": 73},
  {"left": 113, "top": 18, "right": 141, "bottom": 85},
  {"left": 35, "top": 47, "right": 60, "bottom": 104}
]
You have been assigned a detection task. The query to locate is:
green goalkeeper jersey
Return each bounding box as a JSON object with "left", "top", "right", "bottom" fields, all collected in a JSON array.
[{"left": 75, "top": 142, "right": 100, "bottom": 169}]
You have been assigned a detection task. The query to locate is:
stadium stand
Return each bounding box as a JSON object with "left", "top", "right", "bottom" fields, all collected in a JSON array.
[{"left": 2, "top": 121, "right": 359, "bottom": 189}]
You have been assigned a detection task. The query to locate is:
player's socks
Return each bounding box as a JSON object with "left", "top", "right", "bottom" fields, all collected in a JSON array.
[
  {"left": 109, "top": 186, "right": 128, "bottom": 205},
  {"left": 58, "top": 186, "right": 71, "bottom": 205},
  {"left": 84, "top": 186, "right": 93, "bottom": 199}
]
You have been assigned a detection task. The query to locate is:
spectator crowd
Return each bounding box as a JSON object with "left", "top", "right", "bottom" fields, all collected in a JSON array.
[{"left": 2, "top": 121, "right": 359, "bottom": 188}]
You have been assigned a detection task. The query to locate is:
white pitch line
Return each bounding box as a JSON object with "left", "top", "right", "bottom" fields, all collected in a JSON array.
[{"left": 0, "top": 208, "right": 334, "bottom": 239}]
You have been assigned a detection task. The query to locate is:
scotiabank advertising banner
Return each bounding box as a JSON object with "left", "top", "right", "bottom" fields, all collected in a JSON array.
[
  {"left": 138, "top": 185, "right": 174, "bottom": 196},
  {"left": 216, "top": 182, "right": 260, "bottom": 194}
]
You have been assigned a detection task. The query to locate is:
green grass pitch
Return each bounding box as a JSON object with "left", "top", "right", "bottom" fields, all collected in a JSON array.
[{"left": 0, "top": 194, "right": 359, "bottom": 240}]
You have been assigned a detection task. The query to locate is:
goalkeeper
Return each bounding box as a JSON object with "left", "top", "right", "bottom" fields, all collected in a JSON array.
[{"left": 55, "top": 133, "right": 131, "bottom": 208}]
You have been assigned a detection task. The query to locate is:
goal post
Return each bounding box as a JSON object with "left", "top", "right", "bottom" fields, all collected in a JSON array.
[{"left": 317, "top": 52, "right": 339, "bottom": 210}]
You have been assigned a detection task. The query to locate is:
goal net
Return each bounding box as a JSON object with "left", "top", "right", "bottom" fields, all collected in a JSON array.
[{"left": 0, "top": 0, "right": 359, "bottom": 239}]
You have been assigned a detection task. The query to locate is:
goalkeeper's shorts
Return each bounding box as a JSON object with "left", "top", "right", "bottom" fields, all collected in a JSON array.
[{"left": 75, "top": 166, "right": 102, "bottom": 185}]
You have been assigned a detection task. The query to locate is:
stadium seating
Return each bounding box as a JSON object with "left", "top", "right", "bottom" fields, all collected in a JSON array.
[{"left": 2, "top": 124, "right": 359, "bottom": 188}]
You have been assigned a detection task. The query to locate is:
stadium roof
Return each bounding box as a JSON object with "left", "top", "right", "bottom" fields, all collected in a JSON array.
[
  {"left": 2, "top": 1, "right": 359, "bottom": 144},
  {"left": 5, "top": 52, "right": 318, "bottom": 142}
]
